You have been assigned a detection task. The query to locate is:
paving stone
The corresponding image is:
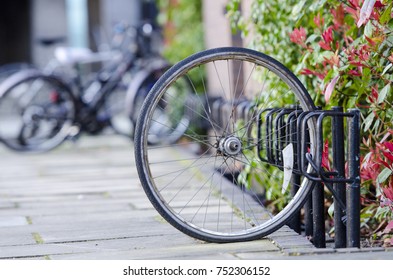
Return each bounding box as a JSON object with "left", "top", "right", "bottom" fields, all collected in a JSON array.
[
  {"left": 2, "top": 134, "right": 393, "bottom": 260},
  {"left": 336, "top": 247, "right": 361, "bottom": 253},
  {"left": 0, "top": 233, "right": 36, "bottom": 247},
  {"left": 0, "top": 233, "right": 197, "bottom": 259},
  {"left": 0, "top": 201, "right": 17, "bottom": 209},
  {"left": 29, "top": 210, "right": 156, "bottom": 225},
  {"left": 0, "top": 202, "right": 133, "bottom": 217},
  {"left": 50, "top": 240, "right": 279, "bottom": 260},
  {"left": 0, "top": 216, "right": 28, "bottom": 227},
  {"left": 359, "top": 247, "right": 385, "bottom": 253},
  {"left": 284, "top": 247, "right": 336, "bottom": 256},
  {"left": 269, "top": 235, "right": 314, "bottom": 250},
  {"left": 267, "top": 231, "right": 301, "bottom": 238},
  {"left": 234, "top": 251, "right": 290, "bottom": 259},
  {"left": 0, "top": 243, "right": 98, "bottom": 259}
]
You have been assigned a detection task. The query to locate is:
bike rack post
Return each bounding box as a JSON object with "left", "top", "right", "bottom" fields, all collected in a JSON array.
[
  {"left": 312, "top": 182, "right": 326, "bottom": 248},
  {"left": 297, "top": 108, "right": 361, "bottom": 248},
  {"left": 304, "top": 198, "right": 314, "bottom": 237},
  {"left": 196, "top": 97, "right": 361, "bottom": 248},
  {"left": 298, "top": 115, "right": 313, "bottom": 238},
  {"left": 287, "top": 111, "right": 301, "bottom": 234},
  {"left": 332, "top": 106, "right": 347, "bottom": 248},
  {"left": 347, "top": 109, "right": 360, "bottom": 248}
]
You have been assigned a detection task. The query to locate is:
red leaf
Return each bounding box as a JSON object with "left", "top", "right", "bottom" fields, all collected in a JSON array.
[
  {"left": 348, "top": 70, "right": 362, "bottom": 76},
  {"left": 348, "top": 0, "right": 361, "bottom": 9},
  {"left": 383, "top": 220, "right": 393, "bottom": 234},
  {"left": 313, "top": 14, "right": 324, "bottom": 29},
  {"left": 300, "top": 68, "right": 325, "bottom": 79},
  {"left": 365, "top": 36, "right": 377, "bottom": 46},
  {"left": 289, "top": 28, "right": 307, "bottom": 45},
  {"left": 322, "top": 26, "right": 333, "bottom": 44},
  {"left": 321, "top": 139, "right": 331, "bottom": 171},
  {"left": 383, "top": 187, "right": 393, "bottom": 201},
  {"left": 332, "top": 4, "right": 345, "bottom": 30},
  {"left": 372, "top": 86, "right": 379, "bottom": 100},
  {"left": 319, "top": 41, "right": 331, "bottom": 51},
  {"left": 324, "top": 75, "right": 339, "bottom": 104},
  {"left": 383, "top": 152, "right": 393, "bottom": 163},
  {"left": 357, "top": 0, "right": 376, "bottom": 27},
  {"left": 349, "top": 61, "right": 365, "bottom": 67},
  {"left": 384, "top": 142, "right": 393, "bottom": 152}
]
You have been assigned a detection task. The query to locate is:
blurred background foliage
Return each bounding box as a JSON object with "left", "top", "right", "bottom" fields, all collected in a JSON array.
[{"left": 156, "top": 0, "right": 204, "bottom": 64}]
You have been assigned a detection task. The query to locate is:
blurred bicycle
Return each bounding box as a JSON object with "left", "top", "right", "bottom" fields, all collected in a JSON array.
[{"left": 0, "top": 22, "right": 177, "bottom": 152}]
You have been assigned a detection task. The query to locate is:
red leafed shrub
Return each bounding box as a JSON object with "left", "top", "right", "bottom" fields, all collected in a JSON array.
[
  {"left": 289, "top": 0, "right": 393, "bottom": 245},
  {"left": 228, "top": 0, "right": 393, "bottom": 245}
]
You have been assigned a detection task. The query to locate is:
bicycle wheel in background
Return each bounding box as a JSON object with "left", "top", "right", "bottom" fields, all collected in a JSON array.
[
  {"left": 0, "top": 63, "right": 35, "bottom": 83},
  {"left": 127, "top": 61, "right": 190, "bottom": 144},
  {"left": 0, "top": 70, "right": 77, "bottom": 152},
  {"left": 135, "top": 47, "right": 317, "bottom": 242},
  {"left": 105, "top": 71, "right": 134, "bottom": 137}
]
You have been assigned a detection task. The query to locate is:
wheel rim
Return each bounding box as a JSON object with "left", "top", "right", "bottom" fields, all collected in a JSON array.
[
  {"left": 136, "top": 48, "right": 316, "bottom": 241},
  {"left": 0, "top": 75, "right": 75, "bottom": 152}
]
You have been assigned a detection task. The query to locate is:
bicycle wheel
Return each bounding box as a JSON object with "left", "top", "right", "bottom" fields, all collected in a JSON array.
[
  {"left": 0, "top": 63, "right": 35, "bottom": 83},
  {"left": 105, "top": 72, "right": 134, "bottom": 137},
  {"left": 126, "top": 59, "right": 189, "bottom": 145},
  {"left": 134, "top": 47, "right": 317, "bottom": 242},
  {"left": 0, "top": 70, "right": 77, "bottom": 152}
]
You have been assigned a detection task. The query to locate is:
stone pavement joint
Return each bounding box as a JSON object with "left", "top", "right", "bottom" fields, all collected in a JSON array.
[{"left": 1, "top": 134, "right": 393, "bottom": 260}]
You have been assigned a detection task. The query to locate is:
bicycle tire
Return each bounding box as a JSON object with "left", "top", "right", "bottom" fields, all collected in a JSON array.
[
  {"left": 0, "top": 63, "right": 35, "bottom": 83},
  {"left": 126, "top": 58, "right": 189, "bottom": 144},
  {"left": 105, "top": 73, "right": 134, "bottom": 138},
  {"left": 134, "top": 47, "right": 317, "bottom": 242},
  {"left": 0, "top": 70, "right": 77, "bottom": 152}
]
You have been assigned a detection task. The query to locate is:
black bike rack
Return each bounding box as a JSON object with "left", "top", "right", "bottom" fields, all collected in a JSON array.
[
  {"left": 253, "top": 104, "right": 360, "bottom": 248},
  {"left": 294, "top": 107, "right": 360, "bottom": 248},
  {"left": 186, "top": 97, "right": 361, "bottom": 248}
]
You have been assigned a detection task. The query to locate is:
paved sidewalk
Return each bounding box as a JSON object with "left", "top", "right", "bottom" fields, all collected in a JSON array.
[{"left": 0, "top": 134, "right": 392, "bottom": 260}]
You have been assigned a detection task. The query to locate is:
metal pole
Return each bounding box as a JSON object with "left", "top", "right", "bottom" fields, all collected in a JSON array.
[
  {"left": 287, "top": 114, "right": 301, "bottom": 233},
  {"left": 303, "top": 128, "right": 313, "bottom": 238},
  {"left": 304, "top": 196, "right": 313, "bottom": 237},
  {"left": 332, "top": 106, "right": 347, "bottom": 248},
  {"left": 312, "top": 182, "right": 326, "bottom": 248},
  {"left": 288, "top": 175, "right": 301, "bottom": 233},
  {"left": 312, "top": 111, "right": 325, "bottom": 248},
  {"left": 347, "top": 109, "right": 360, "bottom": 248}
]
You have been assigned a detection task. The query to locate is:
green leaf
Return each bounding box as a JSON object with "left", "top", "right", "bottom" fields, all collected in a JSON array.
[
  {"left": 380, "top": 3, "right": 393, "bottom": 24},
  {"left": 363, "top": 112, "right": 375, "bottom": 132},
  {"left": 364, "top": 20, "right": 374, "bottom": 38},
  {"left": 305, "top": 34, "right": 319, "bottom": 44},
  {"left": 372, "top": 119, "right": 380, "bottom": 133},
  {"left": 377, "top": 167, "right": 392, "bottom": 184},
  {"left": 378, "top": 83, "right": 391, "bottom": 104},
  {"left": 328, "top": 203, "right": 334, "bottom": 218},
  {"left": 291, "top": 0, "right": 307, "bottom": 18},
  {"left": 382, "top": 63, "right": 392, "bottom": 75}
]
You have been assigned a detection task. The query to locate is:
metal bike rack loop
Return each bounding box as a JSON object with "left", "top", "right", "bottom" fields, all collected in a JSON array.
[{"left": 186, "top": 96, "right": 361, "bottom": 248}]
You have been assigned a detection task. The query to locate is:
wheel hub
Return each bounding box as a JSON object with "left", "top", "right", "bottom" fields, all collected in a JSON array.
[
  {"left": 23, "top": 106, "right": 44, "bottom": 123},
  {"left": 217, "top": 136, "right": 242, "bottom": 156}
]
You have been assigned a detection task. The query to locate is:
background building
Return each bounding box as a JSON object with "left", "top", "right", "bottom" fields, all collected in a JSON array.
[
  {"left": 0, "top": 0, "right": 249, "bottom": 67},
  {"left": 0, "top": 0, "right": 157, "bottom": 66}
]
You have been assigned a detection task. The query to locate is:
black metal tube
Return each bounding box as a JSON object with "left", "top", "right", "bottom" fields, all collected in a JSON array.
[
  {"left": 287, "top": 113, "right": 301, "bottom": 233},
  {"left": 302, "top": 124, "right": 313, "bottom": 238},
  {"left": 312, "top": 182, "right": 326, "bottom": 248},
  {"left": 304, "top": 195, "right": 313, "bottom": 237},
  {"left": 288, "top": 175, "right": 301, "bottom": 233},
  {"left": 347, "top": 109, "right": 361, "bottom": 248},
  {"left": 332, "top": 106, "right": 347, "bottom": 248}
]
